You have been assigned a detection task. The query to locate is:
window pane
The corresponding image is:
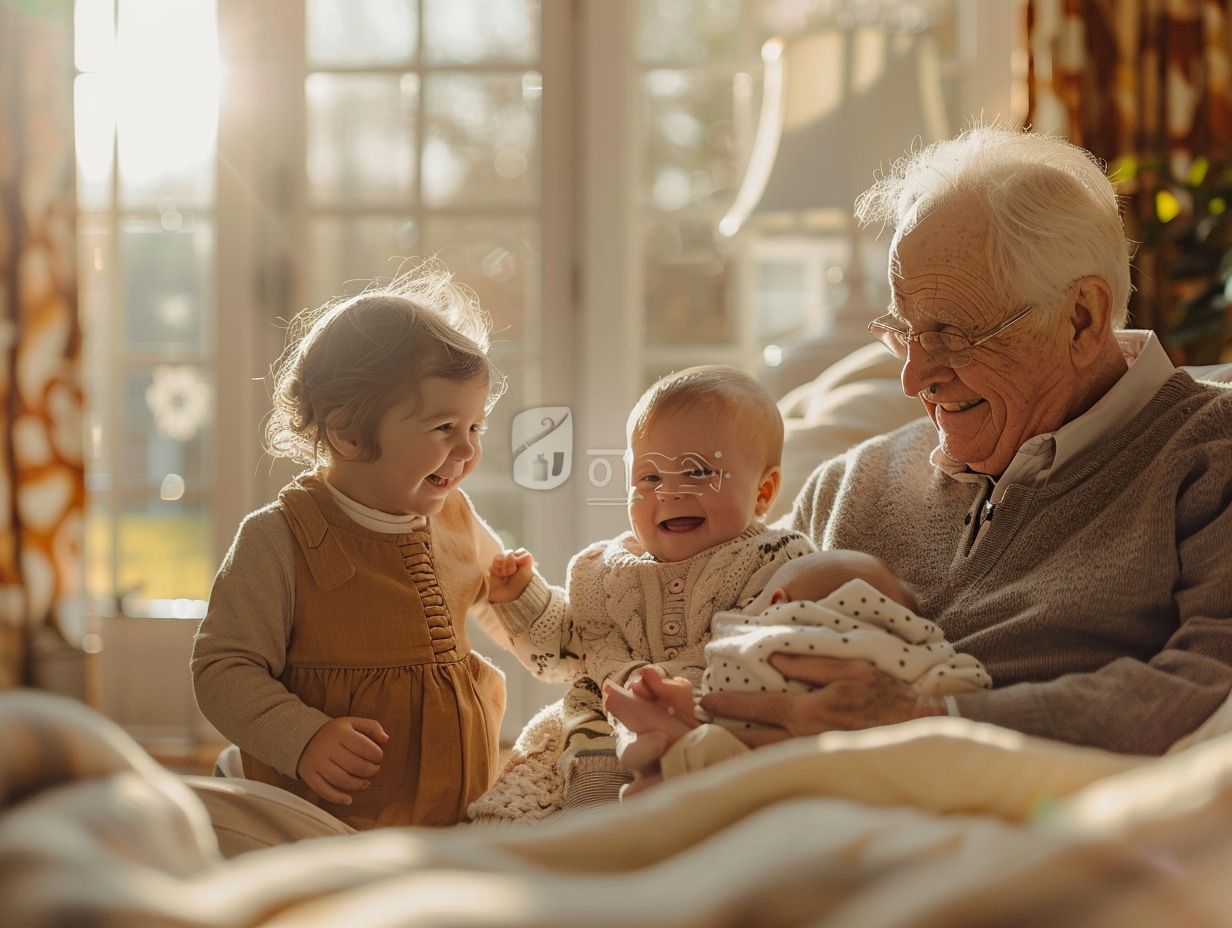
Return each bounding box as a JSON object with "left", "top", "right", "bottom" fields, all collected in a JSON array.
[
  {"left": 86, "top": 505, "right": 115, "bottom": 600},
  {"left": 423, "top": 0, "right": 539, "bottom": 65},
  {"left": 121, "top": 219, "right": 212, "bottom": 351},
  {"left": 637, "top": 0, "right": 740, "bottom": 62},
  {"left": 75, "top": 0, "right": 116, "bottom": 72},
  {"left": 114, "top": 0, "right": 219, "bottom": 209},
  {"left": 80, "top": 219, "right": 113, "bottom": 488},
  {"left": 79, "top": 215, "right": 114, "bottom": 370},
  {"left": 422, "top": 72, "right": 541, "bottom": 209},
  {"left": 75, "top": 74, "right": 116, "bottom": 211},
  {"left": 307, "top": 216, "right": 421, "bottom": 306},
  {"left": 643, "top": 216, "right": 734, "bottom": 345},
  {"left": 642, "top": 69, "right": 742, "bottom": 210},
  {"left": 756, "top": 1, "right": 953, "bottom": 44},
  {"left": 756, "top": 259, "right": 808, "bottom": 340},
  {"left": 307, "top": 73, "right": 419, "bottom": 207},
  {"left": 116, "top": 498, "right": 211, "bottom": 600},
  {"left": 420, "top": 217, "right": 538, "bottom": 349},
  {"left": 307, "top": 0, "right": 418, "bottom": 67},
  {"left": 122, "top": 368, "right": 211, "bottom": 489}
]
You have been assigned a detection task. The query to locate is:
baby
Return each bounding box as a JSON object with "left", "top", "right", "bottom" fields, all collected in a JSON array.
[
  {"left": 468, "top": 366, "right": 815, "bottom": 821},
  {"left": 605, "top": 549, "right": 991, "bottom": 795}
]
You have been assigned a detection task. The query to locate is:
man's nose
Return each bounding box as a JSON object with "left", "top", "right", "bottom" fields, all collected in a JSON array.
[{"left": 900, "top": 341, "right": 952, "bottom": 398}]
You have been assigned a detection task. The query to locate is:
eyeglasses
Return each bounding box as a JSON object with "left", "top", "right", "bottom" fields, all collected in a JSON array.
[{"left": 867, "top": 304, "right": 1037, "bottom": 369}]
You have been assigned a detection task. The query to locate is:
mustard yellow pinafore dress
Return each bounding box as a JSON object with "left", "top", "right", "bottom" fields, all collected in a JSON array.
[{"left": 240, "top": 475, "right": 506, "bottom": 830}]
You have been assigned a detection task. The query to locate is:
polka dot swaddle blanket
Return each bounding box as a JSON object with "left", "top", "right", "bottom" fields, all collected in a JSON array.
[{"left": 701, "top": 578, "right": 991, "bottom": 731}]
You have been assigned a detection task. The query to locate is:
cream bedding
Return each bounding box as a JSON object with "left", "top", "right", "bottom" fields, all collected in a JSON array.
[{"left": 6, "top": 687, "right": 1232, "bottom": 927}]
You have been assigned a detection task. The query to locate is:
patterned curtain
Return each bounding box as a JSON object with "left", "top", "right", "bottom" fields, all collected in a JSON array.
[
  {"left": 0, "top": 1, "right": 86, "bottom": 692},
  {"left": 1027, "top": 0, "right": 1232, "bottom": 364}
]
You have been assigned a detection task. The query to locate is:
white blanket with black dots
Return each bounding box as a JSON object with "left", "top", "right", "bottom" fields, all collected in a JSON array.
[{"left": 701, "top": 578, "right": 990, "bottom": 730}]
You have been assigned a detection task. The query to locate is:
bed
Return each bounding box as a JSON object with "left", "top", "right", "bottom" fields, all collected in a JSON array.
[
  {"left": 5, "top": 348, "right": 1232, "bottom": 928},
  {"left": 7, "top": 686, "right": 1232, "bottom": 927}
]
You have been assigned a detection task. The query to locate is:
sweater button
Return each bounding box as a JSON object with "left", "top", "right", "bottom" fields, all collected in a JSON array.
[
  {"left": 964, "top": 513, "right": 972, "bottom": 525},
  {"left": 663, "top": 620, "right": 681, "bottom": 636},
  {"left": 667, "top": 577, "right": 685, "bottom": 594},
  {"left": 665, "top": 648, "right": 679, "bottom": 660}
]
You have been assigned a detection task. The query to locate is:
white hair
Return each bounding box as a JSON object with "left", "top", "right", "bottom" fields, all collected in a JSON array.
[{"left": 855, "top": 125, "right": 1133, "bottom": 327}]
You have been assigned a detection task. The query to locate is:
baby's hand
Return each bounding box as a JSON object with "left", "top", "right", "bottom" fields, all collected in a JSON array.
[
  {"left": 605, "top": 668, "right": 699, "bottom": 797},
  {"left": 487, "top": 548, "right": 534, "bottom": 604},
  {"left": 297, "top": 716, "right": 389, "bottom": 806},
  {"left": 621, "top": 666, "right": 698, "bottom": 728}
]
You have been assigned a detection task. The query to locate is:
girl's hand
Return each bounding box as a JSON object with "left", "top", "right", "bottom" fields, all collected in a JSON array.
[
  {"left": 487, "top": 548, "right": 534, "bottom": 604},
  {"left": 297, "top": 716, "right": 389, "bottom": 805}
]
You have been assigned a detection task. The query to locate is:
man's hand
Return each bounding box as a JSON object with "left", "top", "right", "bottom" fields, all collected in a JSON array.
[
  {"left": 487, "top": 549, "right": 534, "bottom": 604},
  {"left": 297, "top": 716, "right": 389, "bottom": 805},
  {"left": 700, "top": 654, "right": 946, "bottom": 748}
]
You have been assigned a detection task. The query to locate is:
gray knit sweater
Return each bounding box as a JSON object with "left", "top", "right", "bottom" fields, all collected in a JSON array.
[{"left": 789, "top": 371, "right": 1232, "bottom": 755}]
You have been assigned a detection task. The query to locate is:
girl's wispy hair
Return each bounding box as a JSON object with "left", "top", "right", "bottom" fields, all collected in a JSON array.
[{"left": 264, "top": 257, "right": 506, "bottom": 466}]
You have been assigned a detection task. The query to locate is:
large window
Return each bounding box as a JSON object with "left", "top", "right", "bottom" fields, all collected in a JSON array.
[
  {"left": 76, "top": 0, "right": 567, "bottom": 615},
  {"left": 76, "top": 0, "right": 222, "bottom": 611},
  {"left": 299, "top": 0, "right": 549, "bottom": 571}
]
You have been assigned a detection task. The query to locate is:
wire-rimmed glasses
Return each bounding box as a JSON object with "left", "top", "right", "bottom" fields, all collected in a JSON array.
[{"left": 867, "top": 304, "right": 1037, "bottom": 368}]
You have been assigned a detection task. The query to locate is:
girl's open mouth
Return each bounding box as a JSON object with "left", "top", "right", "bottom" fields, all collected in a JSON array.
[{"left": 426, "top": 474, "right": 449, "bottom": 487}]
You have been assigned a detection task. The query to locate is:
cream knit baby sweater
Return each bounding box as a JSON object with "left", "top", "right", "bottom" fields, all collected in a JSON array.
[
  {"left": 471, "top": 524, "right": 814, "bottom": 822},
  {"left": 491, "top": 524, "right": 815, "bottom": 688}
]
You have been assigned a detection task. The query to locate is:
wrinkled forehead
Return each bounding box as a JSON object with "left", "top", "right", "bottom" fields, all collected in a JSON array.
[{"left": 889, "top": 199, "right": 998, "bottom": 326}]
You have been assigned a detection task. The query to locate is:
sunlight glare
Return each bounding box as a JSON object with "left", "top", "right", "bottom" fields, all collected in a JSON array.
[{"left": 109, "top": 0, "right": 221, "bottom": 201}]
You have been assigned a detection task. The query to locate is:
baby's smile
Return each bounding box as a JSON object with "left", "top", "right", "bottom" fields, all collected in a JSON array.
[{"left": 659, "top": 516, "right": 704, "bottom": 532}]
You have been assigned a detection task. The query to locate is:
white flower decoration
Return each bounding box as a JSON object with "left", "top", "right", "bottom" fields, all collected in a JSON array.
[{"left": 145, "top": 364, "right": 211, "bottom": 441}]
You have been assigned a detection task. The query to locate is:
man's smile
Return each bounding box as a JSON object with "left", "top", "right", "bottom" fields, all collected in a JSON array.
[{"left": 936, "top": 398, "right": 985, "bottom": 413}]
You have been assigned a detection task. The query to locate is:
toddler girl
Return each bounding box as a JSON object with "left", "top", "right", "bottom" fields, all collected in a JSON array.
[{"left": 192, "top": 260, "right": 515, "bottom": 830}]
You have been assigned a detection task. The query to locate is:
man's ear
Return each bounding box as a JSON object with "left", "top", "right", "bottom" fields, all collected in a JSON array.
[
  {"left": 324, "top": 426, "right": 362, "bottom": 461},
  {"left": 754, "top": 465, "right": 782, "bottom": 517},
  {"left": 1067, "top": 276, "right": 1115, "bottom": 367}
]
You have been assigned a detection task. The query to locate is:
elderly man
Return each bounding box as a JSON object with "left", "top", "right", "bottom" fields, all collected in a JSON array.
[{"left": 614, "top": 127, "right": 1232, "bottom": 769}]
